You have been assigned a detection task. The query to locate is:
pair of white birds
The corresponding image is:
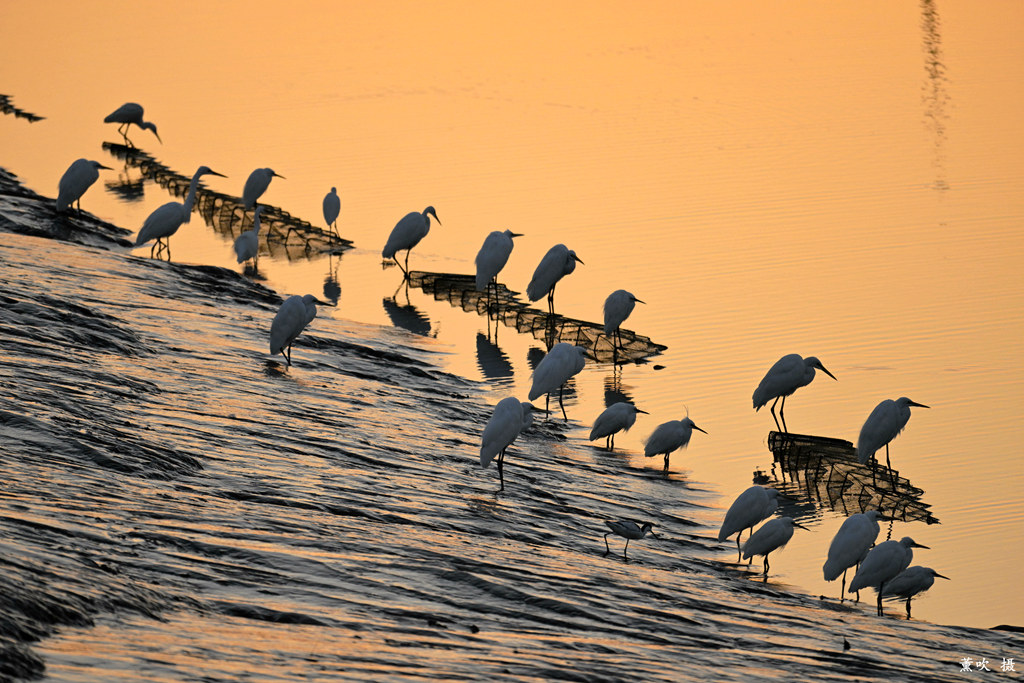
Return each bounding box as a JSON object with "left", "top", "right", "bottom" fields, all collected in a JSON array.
[{"left": 752, "top": 353, "right": 930, "bottom": 473}]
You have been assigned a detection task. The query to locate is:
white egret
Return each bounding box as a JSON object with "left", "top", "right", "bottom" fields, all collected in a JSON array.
[
  {"left": 603, "top": 520, "right": 656, "bottom": 561},
  {"left": 243, "top": 168, "right": 285, "bottom": 210},
  {"left": 848, "top": 536, "right": 929, "bottom": 616},
  {"left": 822, "top": 510, "right": 884, "bottom": 601},
  {"left": 856, "top": 398, "right": 930, "bottom": 481},
  {"left": 603, "top": 290, "right": 645, "bottom": 352},
  {"left": 135, "top": 165, "right": 226, "bottom": 260},
  {"left": 752, "top": 354, "right": 836, "bottom": 433},
  {"left": 643, "top": 415, "right": 707, "bottom": 471},
  {"left": 589, "top": 402, "right": 648, "bottom": 450},
  {"left": 480, "top": 397, "right": 535, "bottom": 491},
  {"left": 526, "top": 244, "right": 583, "bottom": 316},
  {"left": 56, "top": 159, "right": 111, "bottom": 213},
  {"left": 234, "top": 205, "right": 264, "bottom": 271},
  {"left": 880, "top": 566, "right": 949, "bottom": 619},
  {"left": 382, "top": 206, "right": 440, "bottom": 276},
  {"left": 104, "top": 102, "right": 161, "bottom": 147},
  {"left": 528, "top": 343, "right": 586, "bottom": 420},
  {"left": 718, "top": 486, "right": 783, "bottom": 560},
  {"left": 475, "top": 230, "right": 523, "bottom": 313},
  {"left": 742, "top": 516, "right": 809, "bottom": 576},
  {"left": 269, "top": 294, "right": 320, "bottom": 366},
  {"left": 323, "top": 187, "right": 341, "bottom": 237}
]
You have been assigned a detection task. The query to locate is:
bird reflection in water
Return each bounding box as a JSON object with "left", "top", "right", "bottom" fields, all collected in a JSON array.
[
  {"left": 383, "top": 279, "right": 431, "bottom": 337},
  {"left": 475, "top": 332, "right": 514, "bottom": 384},
  {"left": 323, "top": 252, "right": 341, "bottom": 305}
]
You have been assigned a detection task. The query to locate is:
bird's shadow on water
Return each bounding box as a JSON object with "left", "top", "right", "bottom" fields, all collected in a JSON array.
[{"left": 263, "top": 360, "right": 291, "bottom": 377}]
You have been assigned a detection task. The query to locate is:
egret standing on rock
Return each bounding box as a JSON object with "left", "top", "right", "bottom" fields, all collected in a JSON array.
[
  {"left": 135, "top": 165, "right": 226, "bottom": 261},
  {"left": 719, "top": 486, "right": 784, "bottom": 560},
  {"left": 857, "top": 397, "right": 930, "bottom": 481},
  {"left": 643, "top": 415, "right": 707, "bottom": 471},
  {"left": 526, "top": 244, "right": 583, "bottom": 316},
  {"left": 480, "top": 397, "right": 535, "bottom": 491},
  {"left": 243, "top": 168, "right": 285, "bottom": 210},
  {"left": 323, "top": 187, "right": 340, "bottom": 238},
  {"left": 234, "top": 205, "right": 264, "bottom": 272},
  {"left": 104, "top": 103, "right": 161, "bottom": 147},
  {"left": 589, "top": 402, "right": 647, "bottom": 450},
  {"left": 603, "top": 290, "right": 645, "bottom": 352},
  {"left": 56, "top": 159, "right": 112, "bottom": 213},
  {"left": 848, "top": 536, "right": 929, "bottom": 616},
  {"left": 752, "top": 354, "right": 836, "bottom": 433},
  {"left": 880, "top": 566, "right": 949, "bottom": 619},
  {"left": 528, "top": 343, "right": 586, "bottom": 420},
  {"left": 382, "top": 206, "right": 440, "bottom": 277},
  {"left": 742, "top": 517, "right": 809, "bottom": 576},
  {"left": 823, "top": 510, "right": 884, "bottom": 601},
  {"left": 603, "top": 521, "right": 656, "bottom": 561},
  {"left": 269, "top": 294, "right": 321, "bottom": 367}
]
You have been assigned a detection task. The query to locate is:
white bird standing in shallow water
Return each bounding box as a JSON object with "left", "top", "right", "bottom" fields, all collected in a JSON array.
[
  {"left": 603, "top": 290, "right": 645, "bottom": 352},
  {"left": 322, "top": 187, "right": 341, "bottom": 237},
  {"left": 718, "top": 486, "right": 784, "bottom": 561},
  {"left": 382, "top": 206, "right": 440, "bottom": 277},
  {"left": 243, "top": 168, "right": 285, "bottom": 210},
  {"left": 56, "top": 159, "right": 112, "bottom": 213},
  {"left": 822, "top": 509, "right": 884, "bottom": 601},
  {"left": 752, "top": 354, "right": 836, "bottom": 433},
  {"left": 742, "top": 517, "right": 809, "bottom": 576},
  {"left": 475, "top": 229, "right": 523, "bottom": 313},
  {"left": 269, "top": 294, "right": 321, "bottom": 367},
  {"left": 528, "top": 343, "right": 587, "bottom": 420},
  {"left": 589, "top": 402, "right": 647, "bottom": 450},
  {"left": 135, "top": 165, "right": 226, "bottom": 261},
  {"left": 603, "top": 521, "right": 656, "bottom": 561},
  {"left": 643, "top": 415, "right": 707, "bottom": 471},
  {"left": 526, "top": 244, "right": 583, "bottom": 316},
  {"left": 848, "top": 536, "right": 929, "bottom": 616},
  {"left": 104, "top": 102, "right": 161, "bottom": 147},
  {"left": 880, "top": 566, "right": 949, "bottom": 619},
  {"left": 234, "top": 205, "right": 264, "bottom": 271},
  {"left": 856, "top": 397, "right": 930, "bottom": 482},
  {"left": 480, "top": 397, "right": 535, "bottom": 491}
]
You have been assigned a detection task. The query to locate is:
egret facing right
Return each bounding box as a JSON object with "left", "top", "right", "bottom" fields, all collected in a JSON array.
[
  {"left": 822, "top": 509, "right": 883, "bottom": 601},
  {"left": 603, "top": 520, "right": 656, "bottom": 561},
  {"left": 270, "top": 294, "right": 321, "bottom": 367},
  {"left": 589, "top": 402, "right": 647, "bottom": 450},
  {"left": 475, "top": 229, "right": 522, "bottom": 311},
  {"left": 857, "top": 397, "right": 930, "bottom": 478},
  {"left": 718, "top": 486, "right": 783, "bottom": 560},
  {"left": 643, "top": 415, "right": 707, "bottom": 471},
  {"left": 603, "top": 290, "right": 645, "bottom": 352},
  {"left": 848, "top": 536, "right": 930, "bottom": 616},
  {"left": 880, "top": 566, "right": 949, "bottom": 619},
  {"left": 752, "top": 354, "right": 836, "bottom": 433},
  {"left": 382, "top": 206, "right": 440, "bottom": 276},
  {"left": 323, "top": 187, "right": 341, "bottom": 237},
  {"left": 243, "top": 168, "right": 285, "bottom": 210},
  {"left": 528, "top": 343, "right": 586, "bottom": 420},
  {"left": 135, "top": 165, "right": 226, "bottom": 261},
  {"left": 56, "top": 159, "right": 112, "bottom": 213},
  {"left": 480, "top": 397, "right": 535, "bottom": 491},
  {"left": 741, "top": 516, "right": 809, "bottom": 576},
  {"left": 104, "top": 102, "right": 161, "bottom": 147},
  {"left": 526, "top": 244, "right": 583, "bottom": 316}
]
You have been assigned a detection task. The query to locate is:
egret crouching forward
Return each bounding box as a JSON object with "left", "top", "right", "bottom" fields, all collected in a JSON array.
[
  {"left": 742, "top": 517, "right": 809, "bottom": 576},
  {"left": 589, "top": 402, "right": 647, "bottom": 450},
  {"left": 603, "top": 521, "right": 656, "bottom": 561},
  {"left": 56, "top": 159, "right": 112, "bottom": 213},
  {"left": 480, "top": 397, "right": 535, "bottom": 491},
  {"left": 752, "top": 354, "right": 836, "bottom": 433},
  {"left": 848, "top": 537, "right": 929, "bottom": 616},
  {"left": 526, "top": 244, "right": 583, "bottom": 316},
  {"left": 718, "top": 486, "right": 783, "bottom": 561},
  {"left": 104, "top": 102, "right": 161, "bottom": 147},
  {"left": 880, "top": 566, "right": 949, "bottom": 619},
  {"left": 382, "top": 206, "right": 440, "bottom": 276},
  {"left": 528, "top": 343, "right": 586, "bottom": 420},
  {"left": 270, "top": 294, "right": 321, "bottom": 367},
  {"left": 643, "top": 416, "right": 707, "bottom": 471}
]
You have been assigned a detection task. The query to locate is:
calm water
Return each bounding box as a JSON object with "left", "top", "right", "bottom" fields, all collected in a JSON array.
[{"left": 1, "top": 0, "right": 1023, "bottom": 678}]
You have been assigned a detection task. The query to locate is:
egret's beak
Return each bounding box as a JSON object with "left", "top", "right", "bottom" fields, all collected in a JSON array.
[
  {"left": 274, "top": 171, "right": 286, "bottom": 179},
  {"left": 312, "top": 296, "right": 336, "bottom": 307},
  {"left": 793, "top": 522, "right": 811, "bottom": 531},
  {"left": 693, "top": 424, "right": 708, "bottom": 434},
  {"left": 524, "top": 403, "right": 539, "bottom": 411},
  {"left": 634, "top": 297, "right": 646, "bottom": 304},
  {"left": 154, "top": 131, "right": 163, "bottom": 144},
  {"left": 98, "top": 163, "right": 114, "bottom": 171},
  {"left": 648, "top": 529, "right": 658, "bottom": 538},
  {"left": 911, "top": 542, "right": 931, "bottom": 549},
  {"left": 821, "top": 366, "right": 837, "bottom": 381},
  {"left": 572, "top": 254, "right": 584, "bottom": 264},
  {"left": 909, "top": 400, "right": 930, "bottom": 409},
  {"left": 209, "top": 170, "right": 228, "bottom": 178},
  {"left": 935, "top": 572, "right": 951, "bottom": 580},
  {"left": 510, "top": 232, "right": 524, "bottom": 238},
  {"left": 636, "top": 408, "right": 650, "bottom": 415}
]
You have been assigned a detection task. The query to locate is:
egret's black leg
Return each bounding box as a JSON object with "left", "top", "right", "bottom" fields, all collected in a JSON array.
[
  {"left": 497, "top": 449, "right": 505, "bottom": 491},
  {"left": 763, "top": 554, "right": 771, "bottom": 576},
  {"left": 735, "top": 531, "right": 743, "bottom": 561},
  {"left": 663, "top": 453, "right": 670, "bottom": 471},
  {"left": 876, "top": 582, "right": 885, "bottom": 616},
  {"left": 285, "top": 344, "right": 292, "bottom": 367},
  {"left": 769, "top": 396, "right": 782, "bottom": 432},
  {"left": 603, "top": 533, "right": 611, "bottom": 556},
  {"left": 885, "top": 444, "right": 896, "bottom": 487},
  {"left": 840, "top": 568, "right": 847, "bottom": 602},
  {"left": 623, "top": 538, "right": 629, "bottom": 561},
  {"left": 779, "top": 395, "right": 788, "bottom": 433},
  {"left": 905, "top": 597, "right": 912, "bottom": 620},
  {"left": 558, "top": 385, "right": 567, "bottom": 421}
]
